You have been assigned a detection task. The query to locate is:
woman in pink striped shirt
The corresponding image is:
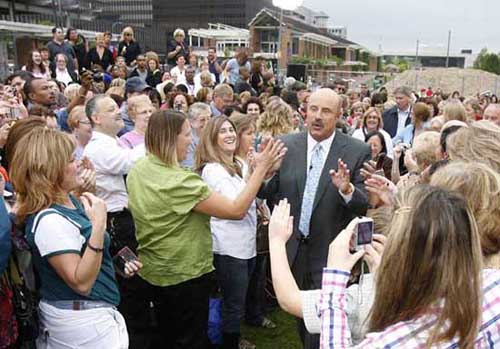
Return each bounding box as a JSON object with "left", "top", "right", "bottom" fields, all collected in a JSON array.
[{"left": 269, "top": 184, "right": 500, "bottom": 348}]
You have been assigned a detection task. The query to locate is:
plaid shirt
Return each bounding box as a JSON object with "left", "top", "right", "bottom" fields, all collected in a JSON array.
[{"left": 318, "top": 268, "right": 500, "bottom": 348}]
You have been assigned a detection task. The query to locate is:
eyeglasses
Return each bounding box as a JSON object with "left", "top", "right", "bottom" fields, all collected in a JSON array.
[
  {"left": 79, "top": 120, "right": 91, "bottom": 125},
  {"left": 124, "top": 33, "right": 132, "bottom": 36}
]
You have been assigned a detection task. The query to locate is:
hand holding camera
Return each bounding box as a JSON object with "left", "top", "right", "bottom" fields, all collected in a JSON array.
[{"left": 326, "top": 217, "right": 366, "bottom": 271}]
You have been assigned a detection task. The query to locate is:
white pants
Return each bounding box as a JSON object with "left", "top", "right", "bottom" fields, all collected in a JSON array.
[{"left": 36, "top": 301, "right": 129, "bottom": 349}]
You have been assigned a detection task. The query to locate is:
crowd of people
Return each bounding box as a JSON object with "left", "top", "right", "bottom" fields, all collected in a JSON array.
[{"left": 0, "top": 23, "right": 498, "bottom": 349}]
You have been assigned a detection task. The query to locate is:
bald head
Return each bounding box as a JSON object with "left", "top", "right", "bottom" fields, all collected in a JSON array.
[
  {"left": 483, "top": 103, "right": 500, "bottom": 126},
  {"left": 306, "top": 88, "right": 341, "bottom": 142}
]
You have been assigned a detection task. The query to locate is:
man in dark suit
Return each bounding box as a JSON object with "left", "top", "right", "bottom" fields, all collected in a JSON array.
[
  {"left": 382, "top": 86, "right": 413, "bottom": 138},
  {"left": 260, "top": 88, "right": 370, "bottom": 349}
]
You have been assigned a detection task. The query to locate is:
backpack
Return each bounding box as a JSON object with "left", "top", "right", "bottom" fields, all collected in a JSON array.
[{"left": 0, "top": 271, "right": 18, "bottom": 349}]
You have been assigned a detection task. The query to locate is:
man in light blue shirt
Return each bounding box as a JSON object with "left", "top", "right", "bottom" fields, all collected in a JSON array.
[{"left": 225, "top": 49, "right": 251, "bottom": 86}]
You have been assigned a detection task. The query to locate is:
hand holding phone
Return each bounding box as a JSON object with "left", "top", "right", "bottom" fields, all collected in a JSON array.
[
  {"left": 351, "top": 217, "right": 374, "bottom": 252},
  {"left": 113, "top": 246, "right": 142, "bottom": 278}
]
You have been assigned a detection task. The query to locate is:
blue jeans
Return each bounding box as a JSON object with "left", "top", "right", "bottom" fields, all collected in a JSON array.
[
  {"left": 245, "top": 253, "right": 268, "bottom": 325},
  {"left": 214, "top": 254, "right": 256, "bottom": 335}
]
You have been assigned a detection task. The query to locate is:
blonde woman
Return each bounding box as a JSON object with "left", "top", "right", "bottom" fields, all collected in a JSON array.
[
  {"left": 257, "top": 98, "right": 294, "bottom": 138},
  {"left": 443, "top": 99, "right": 467, "bottom": 123},
  {"left": 431, "top": 161, "right": 500, "bottom": 269},
  {"left": 11, "top": 128, "right": 141, "bottom": 348},
  {"left": 118, "top": 26, "right": 141, "bottom": 66},
  {"left": 85, "top": 33, "right": 114, "bottom": 71},
  {"left": 167, "top": 28, "right": 188, "bottom": 66}
]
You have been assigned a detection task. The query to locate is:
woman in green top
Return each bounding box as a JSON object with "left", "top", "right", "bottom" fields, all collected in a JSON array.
[{"left": 126, "top": 110, "right": 284, "bottom": 348}]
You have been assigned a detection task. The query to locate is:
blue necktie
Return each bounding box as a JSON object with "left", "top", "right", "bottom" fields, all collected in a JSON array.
[{"left": 299, "top": 143, "right": 324, "bottom": 237}]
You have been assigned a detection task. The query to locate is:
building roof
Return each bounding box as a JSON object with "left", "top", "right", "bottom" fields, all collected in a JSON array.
[
  {"left": 249, "top": 8, "right": 358, "bottom": 48},
  {"left": 188, "top": 23, "right": 249, "bottom": 40}
]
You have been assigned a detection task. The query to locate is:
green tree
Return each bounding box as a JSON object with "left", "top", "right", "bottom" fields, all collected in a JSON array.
[{"left": 473, "top": 48, "right": 500, "bottom": 75}]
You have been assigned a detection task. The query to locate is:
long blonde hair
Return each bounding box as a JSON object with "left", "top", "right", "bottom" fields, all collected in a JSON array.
[
  {"left": 196, "top": 116, "right": 242, "bottom": 177},
  {"left": 257, "top": 98, "right": 293, "bottom": 137},
  {"left": 10, "top": 128, "right": 75, "bottom": 222},
  {"left": 369, "top": 185, "right": 482, "bottom": 349},
  {"left": 430, "top": 161, "right": 500, "bottom": 266}
]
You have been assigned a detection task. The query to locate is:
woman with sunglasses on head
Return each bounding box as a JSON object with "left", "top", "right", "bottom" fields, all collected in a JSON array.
[{"left": 118, "top": 27, "right": 141, "bottom": 66}]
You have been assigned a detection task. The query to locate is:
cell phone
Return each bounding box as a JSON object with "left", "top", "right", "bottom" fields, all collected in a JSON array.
[
  {"left": 174, "top": 103, "right": 183, "bottom": 112},
  {"left": 375, "top": 153, "right": 386, "bottom": 170},
  {"left": 353, "top": 217, "right": 374, "bottom": 251},
  {"left": 113, "top": 246, "right": 139, "bottom": 276}
]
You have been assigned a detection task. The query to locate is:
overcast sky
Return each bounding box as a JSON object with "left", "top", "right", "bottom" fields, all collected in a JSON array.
[{"left": 302, "top": 0, "right": 499, "bottom": 55}]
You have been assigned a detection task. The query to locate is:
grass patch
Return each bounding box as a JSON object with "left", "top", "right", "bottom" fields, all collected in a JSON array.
[{"left": 241, "top": 309, "right": 302, "bottom": 349}]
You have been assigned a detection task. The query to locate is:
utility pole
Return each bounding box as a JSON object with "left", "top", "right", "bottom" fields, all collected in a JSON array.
[
  {"left": 445, "top": 30, "right": 451, "bottom": 68},
  {"left": 415, "top": 39, "right": 419, "bottom": 69}
]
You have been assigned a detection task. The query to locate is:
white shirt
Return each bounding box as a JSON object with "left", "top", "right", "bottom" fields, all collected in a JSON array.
[
  {"left": 351, "top": 128, "right": 394, "bottom": 159},
  {"left": 306, "top": 132, "right": 353, "bottom": 203},
  {"left": 202, "top": 162, "right": 257, "bottom": 259},
  {"left": 397, "top": 105, "right": 411, "bottom": 135},
  {"left": 83, "top": 131, "right": 145, "bottom": 213},
  {"left": 55, "top": 68, "right": 73, "bottom": 86},
  {"left": 170, "top": 66, "right": 186, "bottom": 85}
]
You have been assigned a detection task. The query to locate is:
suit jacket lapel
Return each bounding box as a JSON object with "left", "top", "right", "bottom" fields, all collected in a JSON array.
[
  {"left": 312, "top": 133, "right": 347, "bottom": 212},
  {"left": 295, "top": 132, "right": 308, "bottom": 204}
]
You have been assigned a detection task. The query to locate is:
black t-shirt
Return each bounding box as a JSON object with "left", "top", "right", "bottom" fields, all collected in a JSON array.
[
  {"left": 117, "top": 41, "right": 141, "bottom": 65},
  {"left": 166, "top": 39, "right": 188, "bottom": 66}
]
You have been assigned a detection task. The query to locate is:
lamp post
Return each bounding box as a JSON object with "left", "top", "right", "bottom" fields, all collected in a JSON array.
[{"left": 272, "top": 0, "right": 303, "bottom": 83}]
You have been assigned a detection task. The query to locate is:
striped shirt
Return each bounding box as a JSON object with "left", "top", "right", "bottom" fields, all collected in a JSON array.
[{"left": 318, "top": 268, "right": 500, "bottom": 348}]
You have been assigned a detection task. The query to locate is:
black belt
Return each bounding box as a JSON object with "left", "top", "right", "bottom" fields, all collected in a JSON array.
[{"left": 107, "top": 208, "right": 130, "bottom": 218}]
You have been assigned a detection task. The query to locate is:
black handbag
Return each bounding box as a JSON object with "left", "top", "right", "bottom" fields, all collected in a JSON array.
[{"left": 7, "top": 255, "right": 39, "bottom": 345}]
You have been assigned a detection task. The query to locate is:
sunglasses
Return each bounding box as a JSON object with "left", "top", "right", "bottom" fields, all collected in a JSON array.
[{"left": 124, "top": 33, "right": 132, "bottom": 36}]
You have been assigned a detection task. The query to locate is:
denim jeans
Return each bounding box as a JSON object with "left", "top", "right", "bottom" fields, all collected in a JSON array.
[
  {"left": 214, "top": 254, "right": 256, "bottom": 335},
  {"left": 245, "top": 253, "right": 269, "bottom": 325}
]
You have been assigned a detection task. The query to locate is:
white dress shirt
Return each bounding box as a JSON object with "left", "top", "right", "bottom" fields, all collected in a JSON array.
[
  {"left": 83, "top": 131, "right": 145, "bottom": 213},
  {"left": 202, "top": 162, "right": 257, "bottom": 259},
  {"left": 306, "top": 132, "right": 353, "bottom": 203}
]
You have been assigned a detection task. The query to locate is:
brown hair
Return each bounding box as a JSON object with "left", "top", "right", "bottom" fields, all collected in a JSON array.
[
  {"left": 368, "top": 185, "right": 482, "bottom": 349},
  {"left": 196, "top": 87, "right": 212, "bottom": 104},
  {"left": 361, "top": 107, "right": 383, "bottom": 130},
  {"left": 10, "top": 128, "right": 75, "bottom": 222},
  {"left": 413, "top": 101, "right": 432, "bottom": 125},
  {"left": 145, "top": 110, "right": 186, "bottom": 167},
  {"left": 430, "top": 161, "right": 500, "bottom": 264},
  {"left": 195, "top": 116, "right": 242, "bottom": 177},
  {"left": 4, "top": 117, "right": 47, "bottom": 167}
]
